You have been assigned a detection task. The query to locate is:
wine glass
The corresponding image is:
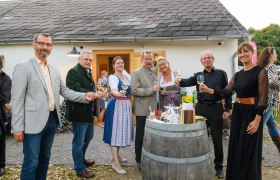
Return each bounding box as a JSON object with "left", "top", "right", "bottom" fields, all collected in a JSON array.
[
  {"left": 97, "top": 78, "right": 108, "bottom": 100},
  {"left": 174, "top": 69, "right": 182, "bottom": 79},
  {"left": 174, "top": 69, "right": 182, "bottom": 85},
  {"left": 122, "top": 84, "right": 129, "bottom": 97},
  {"left": 162, "top": 80, "right": 167, "bottom": 87},
  {"left": 153, "top": 79, "right": 159, "bottom": 86},
  {"left": 153, "top": 79, "right": 160, "bottom": 109},
  {"left": 197, "top": 74, "right": 204, "bottom": 93}
]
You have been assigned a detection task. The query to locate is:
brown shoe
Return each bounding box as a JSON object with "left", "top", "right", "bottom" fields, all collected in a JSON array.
[
  {"left": 272, "top": 136, "right": 280, "bottom": 154},
  {"left": 84, "top": 159, "right": 95, "bottom": 167},
  {"left": 77, "top": 170, "right": 96, "bottom": 178}
]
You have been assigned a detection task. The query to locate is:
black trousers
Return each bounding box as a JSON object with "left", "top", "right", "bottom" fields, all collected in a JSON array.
[
  {"left": 196, "top": 102, "right": 224, "bottom": 171},
  {"left": 0, "top": 136, "right": 5, "bottom": 169},
  {"left": 135, "top": 116, "right": 147, "bottom": 163},
  {"left": 0, "top": 109, "right": 6, "bottom": 169}
]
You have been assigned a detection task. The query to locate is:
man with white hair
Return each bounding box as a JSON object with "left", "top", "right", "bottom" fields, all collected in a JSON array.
[{"left": 176, "top": 51, "right": 232, "bottom": 179}]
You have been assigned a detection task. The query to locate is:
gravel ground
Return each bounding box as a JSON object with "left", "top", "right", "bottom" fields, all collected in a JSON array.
[{"left": 6, "top": 123, "right": 280, "bottom": 167}]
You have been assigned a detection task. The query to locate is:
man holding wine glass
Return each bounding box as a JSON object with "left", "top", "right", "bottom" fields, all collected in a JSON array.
[
  {"left": 11, "top": 34, "right": 99, "bottom": 180},
  {"left": 130, "top": 50, "right": 160, "bottom": 170},
  {"left": 66, "top": 52, "right": 105, "bottom": 178},
  {"left": 175, "top": 50, "right": 232, "bottom": 179}
]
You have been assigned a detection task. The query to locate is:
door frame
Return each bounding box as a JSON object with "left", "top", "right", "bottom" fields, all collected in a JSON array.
[{"left": 92, "top": 49, "right": 135, "bottom": 82}]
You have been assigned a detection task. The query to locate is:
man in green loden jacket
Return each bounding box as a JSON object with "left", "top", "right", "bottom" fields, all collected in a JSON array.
[{"left": 66, "top": 52, "right": 105, "bottom": 178}]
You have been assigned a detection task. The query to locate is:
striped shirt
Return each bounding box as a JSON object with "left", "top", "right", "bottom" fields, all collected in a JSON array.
[{"left": 265, "top": 64, "right": 280, "bottom": 107}]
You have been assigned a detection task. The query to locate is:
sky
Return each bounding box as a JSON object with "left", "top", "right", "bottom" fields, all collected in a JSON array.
[{"left": 219, "top": 0, "right": 280, "bottom": 30}]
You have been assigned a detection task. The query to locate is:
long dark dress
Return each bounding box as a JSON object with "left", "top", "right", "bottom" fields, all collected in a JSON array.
[{"left": 215, "top": 66, "right": 268, "bottom": 180}]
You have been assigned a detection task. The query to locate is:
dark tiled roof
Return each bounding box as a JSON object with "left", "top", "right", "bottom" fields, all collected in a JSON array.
[
  {"left": 0, "top": 0, "right": 22, "bottom": 17},
  {"left": 0, "top": 0, "right": 248, "bottom": 43}
]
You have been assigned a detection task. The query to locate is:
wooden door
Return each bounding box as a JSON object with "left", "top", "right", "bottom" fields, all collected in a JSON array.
[{"left": 131, "top": 50, "right": 166, "bottom": 73}]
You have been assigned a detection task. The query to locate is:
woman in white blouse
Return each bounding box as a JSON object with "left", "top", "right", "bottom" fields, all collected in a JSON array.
[
  {"left": 103, "top": 56, "right": 133, "bottom": 174},
  {"left": 157, "top": 57, "right": 180, "bottom": 109}
]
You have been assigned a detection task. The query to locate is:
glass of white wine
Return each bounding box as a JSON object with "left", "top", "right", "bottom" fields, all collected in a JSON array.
[
  {"left": 97, "top": 78, "right": 108, "bottom": 100},
  {"left": 174, "top": 69, "right": 182, "bottom": 79},
  {"left": 197, "top": 74, "right": 204, "bottom": 93},
  {"left": 122, "top": 84, "right": 129, "bottom": 97}
]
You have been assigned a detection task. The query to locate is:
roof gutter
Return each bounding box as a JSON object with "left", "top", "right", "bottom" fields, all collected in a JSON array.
[{"left": 0, "top": 35, "right": 247, "bottom": 45}]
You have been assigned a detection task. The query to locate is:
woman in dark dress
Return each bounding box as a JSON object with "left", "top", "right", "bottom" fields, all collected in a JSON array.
[{"left": 200, "top": 42, "right": 268, "bottom": 180}]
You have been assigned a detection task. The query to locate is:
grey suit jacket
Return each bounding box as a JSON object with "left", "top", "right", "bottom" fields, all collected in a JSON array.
[
  {"left": 11, "top": 57, "right": 87, "bottom": 134},
  {"left": 130, "top": 66, "right": 157, "bottom": 116}
]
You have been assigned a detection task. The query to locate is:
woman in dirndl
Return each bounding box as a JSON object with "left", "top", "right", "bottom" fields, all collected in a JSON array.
[
  {"left": 103, "top": 56, "right": 133, "bottom": 174},
  {"left": 157, "top": 56, "right": 181, "bottom": 109}
]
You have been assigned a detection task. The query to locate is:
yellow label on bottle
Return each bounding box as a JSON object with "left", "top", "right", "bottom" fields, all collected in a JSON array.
[
  {"left": 182, "top": 96, "right": 187, "bottom": 102},
  {"left": 185, "top": 96, "right": 193, "bottom": 103},
  {"left": 182, "top": 96, "right": 192, "bottom": 103}
]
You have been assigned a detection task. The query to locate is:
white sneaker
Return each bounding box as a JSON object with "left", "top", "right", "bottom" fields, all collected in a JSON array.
[{"left": 112, "top": 164, "right": 126, "bottom": 174}]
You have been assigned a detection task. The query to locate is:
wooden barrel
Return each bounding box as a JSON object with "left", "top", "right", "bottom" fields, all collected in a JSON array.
[{"left": 141, "top": 120, "right": 212, "bottom": 180}]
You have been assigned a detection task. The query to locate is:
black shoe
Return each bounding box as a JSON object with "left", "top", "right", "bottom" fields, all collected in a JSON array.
[
  {"left": 216, "top": 170, "right": 224, "bottom": 179},
  {"left": 0, "top": 168, "right": 5, "bottom": 176},
  {"left": 137, "top": 163, "right": 141, "bottom": 171}
]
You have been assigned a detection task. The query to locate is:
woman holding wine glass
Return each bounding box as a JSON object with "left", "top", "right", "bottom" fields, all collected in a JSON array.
[
  {"left": 200, "top": 43, "right": 268, "bottom": 180},
  {"left": 157, "top": 57, "right": 180, "bottom": 109},
  {"left": 103, "top": 56, "right": 133, "bottom": 174}
]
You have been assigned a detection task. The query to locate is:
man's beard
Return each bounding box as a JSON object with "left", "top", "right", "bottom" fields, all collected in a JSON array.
[{"left": 39, "top": 51, "right": 49, "bottom": 59}]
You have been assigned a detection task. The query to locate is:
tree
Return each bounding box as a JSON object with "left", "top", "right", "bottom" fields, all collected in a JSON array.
[{"left": 249, "top": 24, "right": 280, "bottom": 65}]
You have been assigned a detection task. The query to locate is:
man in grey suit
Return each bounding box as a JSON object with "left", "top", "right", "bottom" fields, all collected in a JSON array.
[
  {"left": 131, "top": 50, "right": 159, "bottom": 170},
  {"left": 11, "top": 33, "right": 96, "bottom": 180}
]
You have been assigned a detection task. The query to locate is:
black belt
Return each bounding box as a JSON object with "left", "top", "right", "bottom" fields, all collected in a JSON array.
[{"left": 198, "top": 101, "right": 221, "bottom": 105}]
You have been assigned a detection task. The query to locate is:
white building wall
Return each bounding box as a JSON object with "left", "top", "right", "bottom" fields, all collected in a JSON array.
[{"left": 0, "top": 39, "right": 238, "bottom": 81}]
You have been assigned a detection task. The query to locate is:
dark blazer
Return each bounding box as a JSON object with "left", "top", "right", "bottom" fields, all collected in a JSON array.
[
  {"left": 0, "top": 71, "right": 11, "bottom": 107},
  {"left": 66, "top": 63, "right": 96, "bottom": 124},
  {"left": 0, "top": 71, "right": 11, "bottom": 136}
]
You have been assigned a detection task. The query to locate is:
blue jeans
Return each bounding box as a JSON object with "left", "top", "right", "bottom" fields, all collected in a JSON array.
[
  {"left": 72, "top": 123, "right": 94, "bottom": 173},
  {"left": 263, "top": 106, "right": 280, "bottom": 137},
  {"left": 21, "top": 111, "right": 59, "bottom": 180}
]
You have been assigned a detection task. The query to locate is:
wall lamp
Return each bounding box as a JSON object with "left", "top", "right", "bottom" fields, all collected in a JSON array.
[
  {"left": 66, "top": 46, "right": 83, "bottom": 57},
  {"left": 217, "top": 41, "right": 224, "bottom": 46}
]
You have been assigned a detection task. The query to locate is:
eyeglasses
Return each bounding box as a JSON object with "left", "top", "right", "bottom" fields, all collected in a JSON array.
[
  {"left": 83, "top": 58, "right": 92, "bottom": 62},
  {"left": 35, "top": 41, "right": 53, "bottom": 48}
]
